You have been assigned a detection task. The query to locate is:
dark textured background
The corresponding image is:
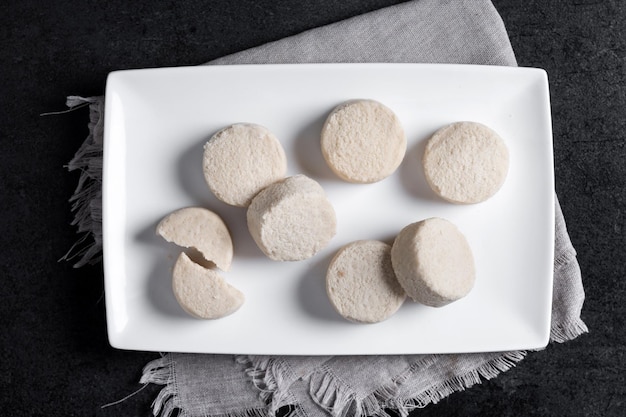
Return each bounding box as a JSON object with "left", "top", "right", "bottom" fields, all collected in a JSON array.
[{"left": 1, "top": 1, "right": 624, "bottom": 416}]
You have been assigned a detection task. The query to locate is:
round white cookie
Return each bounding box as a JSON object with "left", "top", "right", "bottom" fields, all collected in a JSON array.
[
  {"left": 247, "top": 175, "right": 336, "bottom": 261},
  {"left": 172, "top": 252, "right": 244, "bottom": 319},
  {"left": 203, "top": 123, "right": 287, "bottom": 207},
  {"left": 326, "top": 240, "right": 406, "bottom": 323},
  {"left": 422, "top": 121, "right": 509, "bottom": 204},
  {"left": 156, "top": 207, "right": 233, "bottom": 271},
  {"left": 321, "top": 99, "right": 406, "bottom": 183},
  {"left": 391, "top": 218, "right": 475, "bottom": 307}
]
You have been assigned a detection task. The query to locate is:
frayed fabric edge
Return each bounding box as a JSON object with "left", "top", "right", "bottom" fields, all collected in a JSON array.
[
  {"left": 141, "top": 355, "right": 180, "bottom": 417},
  {"left": 58, "top": 95, "right": 105, "bottom": 268},
  {"left": 387, "top": 351, "right": 527, "bottom": 417},
  {"left": 305, "top": 352, "right": 526, "bottom": 417},
  {"left": 551, "top": 317, "right": 589, "bottom": 343},
  {"left": 236, "top": 355, "right": 299, "bottom": 416},
  {"left": 142, "top": 355, "right": 273, "bottom": 417},
  {"left": 309, "top": 371, "right": 390, "bottom": 417},
  {"left": 307, "top": 356, "right": 437, "bottom": 417}
]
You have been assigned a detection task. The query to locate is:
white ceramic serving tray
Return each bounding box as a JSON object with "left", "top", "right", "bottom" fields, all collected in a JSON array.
[{"left": 103, "top": 63, "right": 554, "bottom": 355}]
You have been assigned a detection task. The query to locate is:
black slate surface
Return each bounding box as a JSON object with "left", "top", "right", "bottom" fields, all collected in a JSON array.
[{"left": 1, "top": 1, "right": 624, "bottom": 416}]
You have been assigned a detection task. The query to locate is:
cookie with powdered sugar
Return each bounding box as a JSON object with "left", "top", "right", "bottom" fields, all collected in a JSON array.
[
  {"left": 321, "top": 99, "right": 406, "bottom": 183},
  {"left": 326, "top": 240, "right": 406, "bottom": 323},
  {"left": 172, "top": 252, "right": 244, "bottom": 319},
  {"left": 391, "top": 217, "right": 475, "bottom": 308},
  {"left": 203, "top": 123, "right": 287, "bottom": 207},
  {"left": 246, "top": 175, "right": 336, "bottom": 261},
  {"left": 156, "top": 206, "right": 233, "bottom": 271},
  {"left": 422, "top": 121, "right": 509, "bottom": 204}
]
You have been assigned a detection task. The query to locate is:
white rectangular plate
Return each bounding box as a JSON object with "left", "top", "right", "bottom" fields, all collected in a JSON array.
[{"left": 103, "top": 63, "right": 554, "bottom": 355}]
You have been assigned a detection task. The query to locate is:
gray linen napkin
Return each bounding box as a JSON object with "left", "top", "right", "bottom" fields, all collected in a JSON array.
[{"left": 65, "top": 1, "right": 588, "bottom": 416}]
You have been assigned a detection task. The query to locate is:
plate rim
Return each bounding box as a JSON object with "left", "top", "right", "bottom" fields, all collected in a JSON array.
[{"left": 102, "top": 62, "right": 555, "bottom": 355}]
